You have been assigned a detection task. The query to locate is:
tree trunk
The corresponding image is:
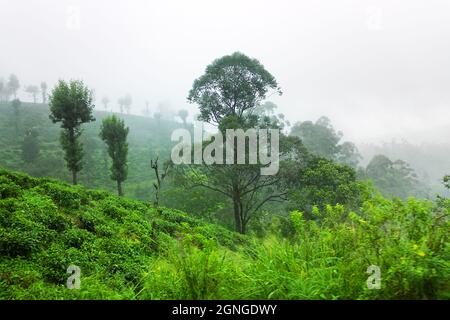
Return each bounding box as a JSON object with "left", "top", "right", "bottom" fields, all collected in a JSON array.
[
  {"left": 233, "top": 198, "right": 243, "bottom": 233},
  {"left": 117, "top": 180, "right": 123, "bottom": 196},
  {"left": 155, "top": 189, "right": 160, "bottom": 207},
  {"left": 72, "top": 171, "right": 77, "bottom": 185}
]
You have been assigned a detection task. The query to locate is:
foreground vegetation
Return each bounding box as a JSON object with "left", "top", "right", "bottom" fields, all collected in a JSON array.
[
  {"left": 1, "top": 53, "right": 449, "bottom": 300},
  {"left": 0, "top": 168, "right": 448, "bottom": 299}
]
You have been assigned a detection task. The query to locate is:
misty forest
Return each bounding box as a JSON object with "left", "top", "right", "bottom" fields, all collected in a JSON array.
[
  {"left": 0, "top": 52, "right": 449, "bottom": 300},
  {"left": 1, "top": 1, "right": 449, "bottom": 301}
]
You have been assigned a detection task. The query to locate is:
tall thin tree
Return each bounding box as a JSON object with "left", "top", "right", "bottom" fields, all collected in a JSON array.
[
  {"left": 40, "top": 82, "right": 48, "bottom": 103},
  {"left": 49, "top": 80, "right": 95, "bottom": 184},
  {"left": 99, "top": 115, "right": 129, "bottom": 196}
]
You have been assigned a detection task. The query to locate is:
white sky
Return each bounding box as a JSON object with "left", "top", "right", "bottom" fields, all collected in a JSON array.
[{"left": 1, "top": 0, "right": 449, "bottom": 144}]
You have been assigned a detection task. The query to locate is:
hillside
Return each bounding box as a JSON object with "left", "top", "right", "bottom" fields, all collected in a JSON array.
[
  {"left": 0, "top": 167, "right": 247, "bottom": 299},
  {"left": 0, "top": 102, "right": 185, "bottom": 199},
  {"left": 0, "top": 168, "right": 448, "bottom": 299},
  {"left": 0, "top": 101, "right": 238, "bottom": 229}
]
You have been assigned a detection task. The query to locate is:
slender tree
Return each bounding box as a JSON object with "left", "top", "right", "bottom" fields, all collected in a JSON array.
[
  {"left": 118, "top": 97, "right": 125, "bottom": 113},
  {"left": 11, "top": 99, "right": 21, "bottom": 135},
  {"left": 40, "top": 82, "right": 48, "bottom": 103},
  {"left": 150, "top": 157, "right": 170, "bottom": 207},
  {"left": 153, "top": 112, "right": 162, "bottom": 127},
  {"left": 99, "top": 115, "right": 129, "bottom": 196},
  {"left": 0, "top": 78, "right": 12, "bottom": 102},
  {"left": 49, "top": 80, "right": 95, "bottom": 184},
  {"left": 7, "top": 74, "right": 20, "bottom": 99},
  {"left": 25, "top": 85, "right": 40, "bottom": 103}
]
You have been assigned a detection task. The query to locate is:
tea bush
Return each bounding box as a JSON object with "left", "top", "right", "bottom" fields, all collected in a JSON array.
[{"left": 0, "top": 168, "right": 448, "bottom": 299}]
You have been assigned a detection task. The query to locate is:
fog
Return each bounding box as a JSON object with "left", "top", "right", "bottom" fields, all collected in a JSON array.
[{"left": 1, "top": 0, "right": 450, "bottom": 145}]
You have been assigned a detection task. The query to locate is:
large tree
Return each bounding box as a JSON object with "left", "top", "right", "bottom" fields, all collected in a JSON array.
[
  {"left": 290, "top": 116, "right": 361, "bottom": 167},
  {"left": 188, "top": 52, "right": 281, "bottom": 125},
  {"left": 49, "top": 80, "right": 95, "bottom": 184},
  {"left": 99, "top": 115, "right": 129, "bottom": 196},
  {"left": 0, "top": 78, "right": 12, "bottom": 102},
  {"left": 143, "top": 100, "right": 150, "bottom": 117},
  {"left": 25, "top": 85, "right": 40, "bottom": 103},
  {"left": 185, "top": 52, "right": 286, "bottom": 234},
  {"left": 364, "top": 154, "right": 428, "bottom": 199},
  {"left": 0, "top": 79, "right": 4, "bottom": 102}
]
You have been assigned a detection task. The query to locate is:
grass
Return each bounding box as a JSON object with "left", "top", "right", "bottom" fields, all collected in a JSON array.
[{"left": 0, "top": 168, "right": 448, "bottom": 299}]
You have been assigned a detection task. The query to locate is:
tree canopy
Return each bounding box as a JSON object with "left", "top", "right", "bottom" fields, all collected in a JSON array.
[
  {"left": 49, "top": 80, "right": 95, "bottom": 184},
  {"left": 188, "top": 52, "right": 281, "bottom": 125},
  {"left": 99, "top": 115, "right": 129, "bottom": 196}
]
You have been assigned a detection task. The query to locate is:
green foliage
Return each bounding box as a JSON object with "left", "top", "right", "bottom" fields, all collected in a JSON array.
[
  {"left": 287, "top": 157, "right": 367, "bottom": 218},
  {"left": 7, "top": 74, "right": 20, "bottom": 98},
  {"left": 99, "top": 115, "right": 129, "bottom": 196},
  {"left": 444, "top": 175, "right": 450, "bottom": 189},
  {"left": 290, "top": 116, "right": 361, "bottom": 167},
  {"left": 0, "top": 168, "right": 245, "bottom": 299},
  {"left": 0, "top": 176, "right": 22, "bottom": 198},
  {"left": 49, "top": 80, "right": 95, "bottom": 184},
  {"left": 38, "top": 181, "right": 85, "bottom": 209},
  {"left": 0, "top": 168, "right": 448, "bottom": 299},
  {"left": 21, "top": 129, "right": 40, "bottom": 163},
  {"left": 139, "top": 197, "right": 449, "bottom": 300},
  {"left": 188, "top": 52, "right": 281, "bottom": 125},
  {"left": 363, "top": 154, "right": 429, "bottom": 199}
]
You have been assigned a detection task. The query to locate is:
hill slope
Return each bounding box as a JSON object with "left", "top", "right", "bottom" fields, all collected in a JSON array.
[
  {"left": 0, "top": 168, "right": 246, "bottom": 299},
  {"left": 1, "top": 168, "right": 449, "bottom": 300},
  {"left": 0, "top": 102, "right": 186, "bottom": 199},
  {"left": 0, "top": 101, "right": 233, "bottom": 227}
]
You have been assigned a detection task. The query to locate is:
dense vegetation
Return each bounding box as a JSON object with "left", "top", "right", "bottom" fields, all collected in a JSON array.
[
  {"left": 0, "top": 53, "right": 449, "bottom": 300},
  {"left": 0, "top": 168, "right": 448, "bottom": 299}
]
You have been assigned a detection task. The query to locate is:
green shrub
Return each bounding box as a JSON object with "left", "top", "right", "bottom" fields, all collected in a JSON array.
[
  {"left": 0, "top": 176, "right": 21, "bottom": 198},
  {"left": 0, "top": 228, "right": 42, "bottom": 257},
  {"left": 38, "top": 182, "right": 84, "bottom": 209},
  {"left": 0, "top": 210, "right": 54, "bottom": 257},
  {"left": 0, "top": 168, "right": 448, "bottom": 300},
  {"left": 63, "top": 228, "right": 95, "bottom": 249},
  {"left": 17, "top": 191, "right": 69, "bottom": 232},
  {"left": 37, "top": 243, "right": 90, "bottom": 284},
  {"left": 99, "top": 198, "right": 129, "bottom": 221},
  {"left": 76, "top": 209, "right": 105, "bottom": 233}
]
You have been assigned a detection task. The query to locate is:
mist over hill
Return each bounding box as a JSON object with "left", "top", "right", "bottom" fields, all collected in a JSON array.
[{"left": 1, "top": 0, "right": 449, "bottom": 300}]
